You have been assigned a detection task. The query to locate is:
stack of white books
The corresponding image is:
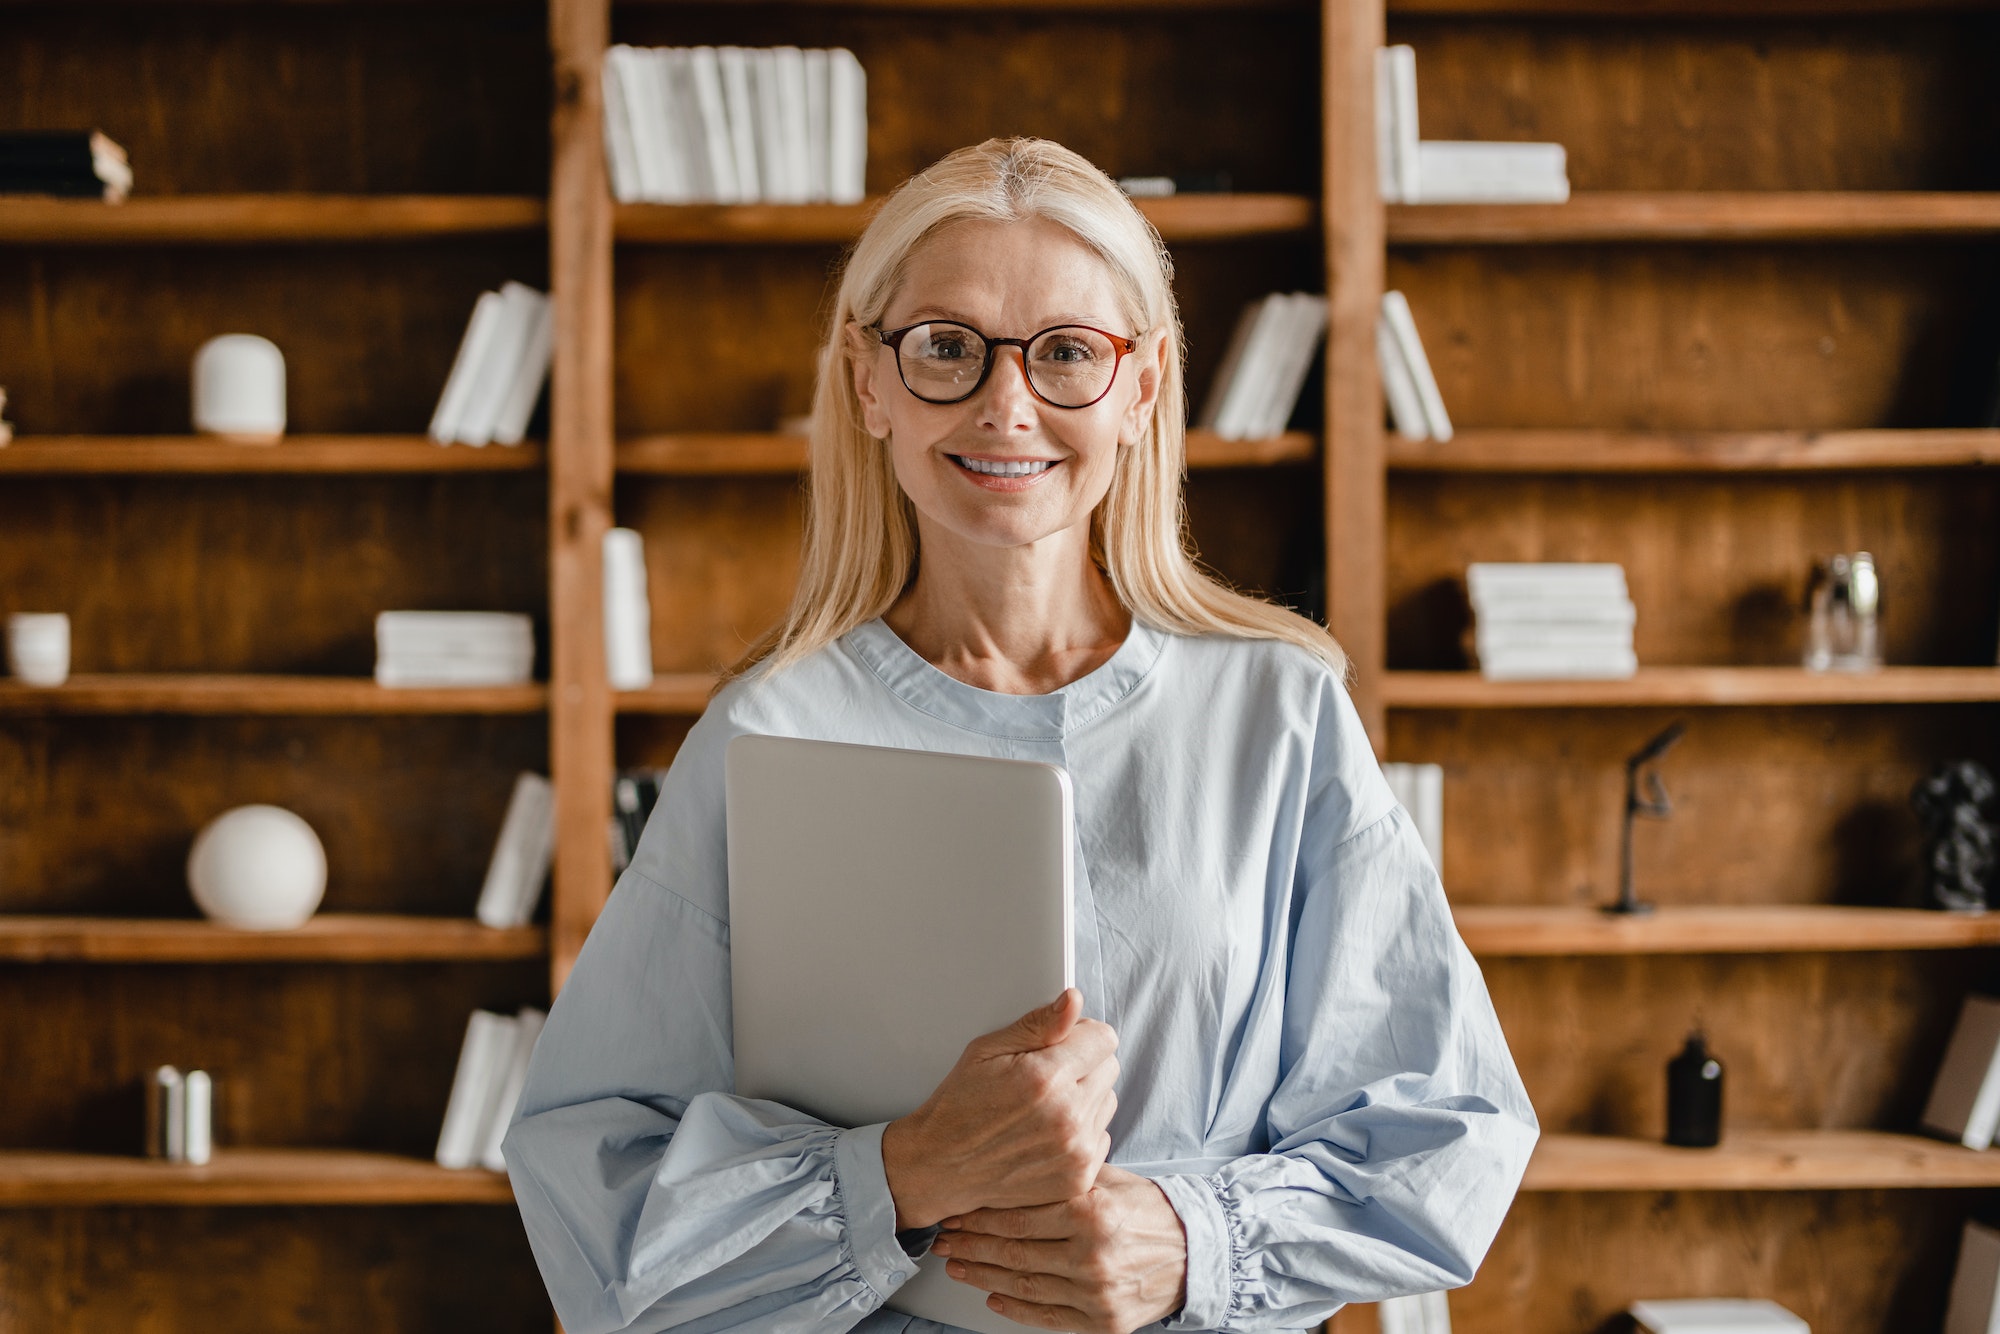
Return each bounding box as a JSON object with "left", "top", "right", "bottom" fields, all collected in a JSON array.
[
  {"left": 603, "top": 45, "right": 866, "bottom": 205},
  {"left": 1196, "top": 292, "right": 1328, "bottom": 441},
  {"left": 1380, "top": 763, "right": 1444, "bottom": 877},
  {"left": 1377, "top": 1291, "right": 1452, "bottom": 1334},
  {"left": 1629, "top": 1299, "right": 1808, "bottom": 1333},
  {"left": 1468, "top": 563, "right": 1637, "bottom": 680},
  {"left": 375, "top": 611, "right": 535, "bottom": 687},
  {"left": 1377, "top": 290, "right": 1451, "bottom": 442},
  {"left": 476, "top": 772, "right": 556, "bottom": 929},
  {"left": 429, "top": 282, "right": 553, "bottom": 447},
  {"left": 1922, "top": 995, "right": 2000, "bottom": 1150},
  {"left": 436, "top": 1006, "right": 547, "bottom": 1171},
  {"left": 1375, "top": 45, "right": 1569, "bottom": 204}
]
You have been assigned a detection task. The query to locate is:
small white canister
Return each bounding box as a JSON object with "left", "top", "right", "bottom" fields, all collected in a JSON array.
[
  {"left": 192, "top": 334, "right": 286, "bottom": 444},
  {"left": 6, "top": 612, "right": 70, "bottom": 686}
]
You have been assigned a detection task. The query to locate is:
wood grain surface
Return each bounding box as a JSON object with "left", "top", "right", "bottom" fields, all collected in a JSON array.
[{"left": 0, "top": 916, "right": 546, "bottom": 964}]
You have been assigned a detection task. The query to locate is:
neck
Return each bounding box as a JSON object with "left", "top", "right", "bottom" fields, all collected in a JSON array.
[{"left": 884, "top": 518, "right": 1130, "bottom": 695}]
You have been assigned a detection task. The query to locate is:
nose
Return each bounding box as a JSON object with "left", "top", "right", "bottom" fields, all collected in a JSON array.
[{"left": 975, "top": 345, "right": 1039, "bottom": 431}]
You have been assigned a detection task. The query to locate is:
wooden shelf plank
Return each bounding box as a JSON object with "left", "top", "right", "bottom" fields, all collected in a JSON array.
[
  {"left": 1386, "top": 428, "right": 2000, "bottom": 473},
  {"left": 616, "top": 430, "right": 1315, "bottom": 476},
  {"left": 1456, "top": 905, "right": 2000, "bottom": 956},
  {"left": 0, "top": 1149, "right": 513, "bottom": 1207},
  {"left": 0, "top": 436, "right": 545, "bottom": 475},
  {"left": 1390, "top": 0, "right": 1992, "bottom": 13},
  {"left": 1521, "top": 1131, "right": 2000, "bottom": 1193},
  {"left": 0, "top": 675, "right": 548, "bottom": 715},
  {"left": 1383, "top": 667, "right": 2000, "bottom": 709},
  {"left": 0, "top": 195, "right": 546, "bottom": 245},
  {"left": 0, "top": 915, "right": 546, "bottom": 964},
  {"left": 1388, "top": 192, "right": 2000, "bottom": 245},
  {"left": 616, "top": 674, "right": 720, "bottom": 714},
  {"left": 615, "top": 194, "right": 1315, "bottom": 244}
]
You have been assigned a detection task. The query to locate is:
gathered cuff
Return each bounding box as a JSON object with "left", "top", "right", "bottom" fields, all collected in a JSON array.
[
  {"left": 834, "top": 1123, "right": 919, "bottom": 1303},
  {"left": 1154, "top": 1172, "right": 1238, "bottom": 1331}
]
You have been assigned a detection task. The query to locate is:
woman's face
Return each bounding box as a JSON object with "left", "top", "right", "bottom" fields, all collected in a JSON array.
[{"left": 850, "top": 216, "right": 1166, "bottom": 559}]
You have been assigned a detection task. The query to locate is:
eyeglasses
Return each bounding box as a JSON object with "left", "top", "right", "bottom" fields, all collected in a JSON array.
[{"left": 874, "top": 320, "right": 1140, "bottom": 410}]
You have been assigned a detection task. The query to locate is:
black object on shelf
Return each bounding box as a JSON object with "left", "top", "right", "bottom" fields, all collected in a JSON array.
[
  {"left": 1605, "top": 719, "right": 1686, "bottom": 916},
  {"left": 1913, "top": 760, "right": 1996, "bottom": 913},
  {"left": 1665, "top": 1031, "right": 1724, "bottom": 1148}
]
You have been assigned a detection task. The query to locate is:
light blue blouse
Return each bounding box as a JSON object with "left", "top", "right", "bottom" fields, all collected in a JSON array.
[{"left": 504, "top": 617, "right": 1538, "bottom": 1334}]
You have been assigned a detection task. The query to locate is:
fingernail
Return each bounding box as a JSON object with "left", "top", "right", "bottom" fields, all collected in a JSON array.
[
  {"left": 931, "top": 1238, "right": 951, "bottom": 1255},
  {"left": 947, "top": 1260, "right": 966, "bottom": 1278}
]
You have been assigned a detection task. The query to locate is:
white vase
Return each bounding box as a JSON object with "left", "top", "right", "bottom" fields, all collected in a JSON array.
[
  {"left": 186, "top": 805, "right": 327, "bottom": 930},
  {"left": 192, "top": 334, "right": 286, "bottom": 445}
]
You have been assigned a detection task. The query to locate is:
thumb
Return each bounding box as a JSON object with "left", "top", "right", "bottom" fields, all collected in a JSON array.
[{"left": 982, "top": 988, "right": 1081, "bottom": 1056}]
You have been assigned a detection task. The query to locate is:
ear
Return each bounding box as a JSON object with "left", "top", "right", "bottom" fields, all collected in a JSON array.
[
  {"left": 846, "top": 321, "right": 893, "bottom": 440},
  {"left": 1118, "top": 326, "right": 1171, "bottom": 448}
]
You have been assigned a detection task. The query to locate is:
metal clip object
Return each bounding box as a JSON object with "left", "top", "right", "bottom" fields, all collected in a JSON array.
[{"left": 1804, "top": 551, "right": 1882, "bottom": 672}]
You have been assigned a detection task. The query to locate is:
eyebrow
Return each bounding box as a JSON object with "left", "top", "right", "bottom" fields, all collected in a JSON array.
[{"left": 893, "top": 306, "right": 1114, "bottom": 331}]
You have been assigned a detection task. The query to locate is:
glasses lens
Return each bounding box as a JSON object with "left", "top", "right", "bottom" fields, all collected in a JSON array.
[
  {"left": 896, "top": 323, "right": 989, "bottom": 403},
  {"left": 1025, "top": 327, "right": 1120, "bottom": 407}
]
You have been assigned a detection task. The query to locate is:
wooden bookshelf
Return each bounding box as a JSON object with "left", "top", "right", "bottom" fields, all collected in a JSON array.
[
  {"left": 1386, "top": 428, "right": 2000, "bottom": 473},
  {"left": 0, "top": 916, "right": 546, "bottom": 964},
  {"left": 0, "top": 676, "right": 548, "bottom": 716},
  {"left": 615, "top": 674, "right": 721, "bottom": 715},
  {"left": 613, "top": 193, "right": 1315, "bottom": 244},
  {"left": 1520, "top": 1131, "right": 2000, "bottom": 1193},
  {"left": 1382, "top": 667, "right": 2000, "bottom": 709},
  {"left": 1388, "top": 191, "right": 2000, "bottom": 245},
  {"left": 0, "top": 436, "right": 545, "bottom": 474},
  {"left": 1455, "top": 905, "right": 2000, "bottom": 957},
  {"left": 0, "top": 195, "right": 547, "bottom": 245},
  {"left": 0, "top": 1149, "right": 514, "bottom": 1207},
  {"left": 614, "top": 429, "right": 1316, "bottom": 476}
]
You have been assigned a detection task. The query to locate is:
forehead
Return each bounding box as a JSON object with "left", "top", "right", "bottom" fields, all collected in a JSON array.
[{"left": 884, "top": 215, "right": 1126, "bottom": 330}]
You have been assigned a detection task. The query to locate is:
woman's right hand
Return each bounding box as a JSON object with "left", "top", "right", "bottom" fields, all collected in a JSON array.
[{"left": 881, "top": 988, "right": 1119, "bottom": 1230}]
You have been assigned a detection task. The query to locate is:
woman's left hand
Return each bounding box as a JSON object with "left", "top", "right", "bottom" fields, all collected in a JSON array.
[{"left": 931, "top": 1165, "right": 1188, "bottom": 1334}]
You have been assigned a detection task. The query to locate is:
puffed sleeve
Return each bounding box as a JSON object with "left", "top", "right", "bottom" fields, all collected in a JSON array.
[
  {"left": 500, "top": 711, "right": 920, "bottom": 1334},
  {"left": 1152, "top": 687, "right": 1539, "bottom": 1331}
]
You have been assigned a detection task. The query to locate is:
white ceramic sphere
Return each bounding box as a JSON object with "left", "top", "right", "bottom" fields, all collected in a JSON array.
[
  {"left": 186, "top": 804, "right": 327, "bottom": 930},
  {"left": 192, "top": 334, "right": 286, "bottom": 442}
]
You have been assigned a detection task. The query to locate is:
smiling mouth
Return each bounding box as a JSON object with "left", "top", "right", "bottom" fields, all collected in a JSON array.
[{"left": 950, "top": 455, "right": 1059, "bottom": 478}]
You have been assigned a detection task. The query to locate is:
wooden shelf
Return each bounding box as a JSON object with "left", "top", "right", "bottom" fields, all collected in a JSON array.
[
  {"left": 0, "top": 1149, "right": 513, "bottom": 1207},
  {"left": 616, "top": 674, "right": 720, "bottom": 714},
  {"left": 1388, "top": 192, "right": 2000, "bottom": 245},
  {"left": 616, "top": 429, "right": 1315, "bottom": 476},
  {"left": 1521, "top": 1131, "right": 2000, "bottom": 1193},
  {"left": 0, "top": 436, "right": 545, "bottom": 475},
  {"left": 1390, "top": 0, "right": 1994, "bottom": 13},
  {"left": 0, "top": 915, "right": 546, "bottom": 964},
  {"left": 0, "top": 195, "right": 547, "bottom": 245},
  {"left": 614, "top": 193, "right": 1315, "bottom": 245},
  {"left": 1456, "top": 905, "right": 2000, "bottom": 956},
  {"left": 1386, "top": 428, "right": 2000, "bottom": 473},
  {"left": 1383, "top": 667, "right": 2000, "bottom": 709},
  {"left": 0, "top": 675, "right": 548, "bottom": 716}
]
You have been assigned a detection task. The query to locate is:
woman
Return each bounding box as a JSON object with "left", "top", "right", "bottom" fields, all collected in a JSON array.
[{"left": 504, "top": 137, "right": 1537, "bottom": 1334}]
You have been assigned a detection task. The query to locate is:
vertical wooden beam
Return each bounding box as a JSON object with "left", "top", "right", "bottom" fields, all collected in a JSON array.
[
  {"left": 548, "top": 0, "right": 614, "bottom": 994},
  {"left": 1323, "top": 0, "right": 1388, "bottom": 751}
]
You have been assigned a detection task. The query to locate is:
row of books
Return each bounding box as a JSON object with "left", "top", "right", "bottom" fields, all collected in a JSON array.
[
  {"left": 1196, "top": 293, "right": 1328, "bottom": 442},
  {"left": 1378, "top": 290, "right": 1452, "bottom": 443},
  {"left": 375, "top": 611, "right": 535, "bottom": 687},
  {"left": 1374, "top": 46, "right": 1570, "bottom": 204},
  {"left": 1468, "top": 563, "right": 1638, "bottom": 681},
  {"left": 477, "top": 772, "right": 556, "bottom": 930},
  {"left": 604, "top": 45, "right": 866, "bottom": 206},
  {"left": 430, "top": 283, "right": 553, "bottom": 448},
  {"left": 1377, "top": 1291, "right": 1452, "bottom": 1334},
  {"left": 436, "top": 1005, "right": 546, "bottom": 1171},
  {"left": 0, "top": 129, "right": 131, "bottom": 203}
]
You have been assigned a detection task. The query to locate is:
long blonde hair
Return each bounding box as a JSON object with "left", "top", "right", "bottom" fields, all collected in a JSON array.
[{"left": 726, "top": 136, "right": 1348, "bottom": 684}]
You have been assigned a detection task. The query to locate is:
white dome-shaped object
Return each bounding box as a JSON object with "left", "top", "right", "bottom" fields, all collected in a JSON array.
[
  {"left": 186, "top": 805, "right": 327, "bottom": 930},
  {"left": 192, "top": 334, "right": 286, "bottom": 444}
]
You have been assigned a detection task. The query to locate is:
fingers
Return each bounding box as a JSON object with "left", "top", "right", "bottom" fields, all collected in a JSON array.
[
  {"left": 944, "top": 1257, "right": 1081, "bottom": 1309},
  {"left": 944, "top": 1198, "right": 1072, "bottom": 1239},
  {"left": 932, "top": 1231, "right": 1067, "bottom": 1273},
  {"left": 979, "top": 989, "right": 1083, "bottom": 1057},
  {"left": 982, "top": 1292, "right": 1093, "bottom": 1332},
  {"left": 1042, "top": 1017, "right": 1118, "bottom": 1079}
]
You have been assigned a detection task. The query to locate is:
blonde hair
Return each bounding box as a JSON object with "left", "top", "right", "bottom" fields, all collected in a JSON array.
[{"left": 726, "top": 136, "right": 1348, "bottom": 684}]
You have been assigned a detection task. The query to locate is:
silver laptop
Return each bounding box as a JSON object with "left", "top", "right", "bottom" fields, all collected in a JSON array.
[{"left": 725, "top": 734, "right": 1074, "bottom": 1333}]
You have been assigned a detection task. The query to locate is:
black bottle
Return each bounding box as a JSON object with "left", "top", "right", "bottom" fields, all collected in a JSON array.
[{"left": 1665, "top": 1031, "right": 1724, "bottom": 1147}]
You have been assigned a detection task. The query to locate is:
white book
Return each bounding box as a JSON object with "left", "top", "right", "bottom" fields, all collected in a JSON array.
[
  {"left": 1380, "top": 290, "right": 1451, "bottom": 442},
  {"left": 376, "top": 611, "right": 535, "bottom": 655},
  {"left": 1377, "top": 1295, "right": 1423, "bottom": 1334},
  {"left": 1629, "top": 1299, "right": 1808, "bottom": 1333},
  {"left": 149, "top": 1066, "right": 185, "bottom": 1161},
  {"left": 639, "top": 48, "right": 685, "bottom": 203},
  {"left": 1196, "top": 301, "right": 1265, "bottom": 431},
  {"left": 1373, "top": 48, "right": 1401, "bottom": 203},
  {"left": 601, "top": 48, "right": 643, "bottom": 203},
  {"left": 182, "top": 1069, "right": 212, "bottom": 1167},
  {"left": 492, "top": 286, "right": 553, "bottom": 447},
  {"left": 428, "top": 291, "right": 506, "bottom": 445},
  {"left": 1480, "top": 646, "right": 1639, "bottom": 681},
  {"left": 803, "top": 48, "right": 831, "bottom": 202},
  {"left": 1253, "top": 294, "right": 1328, "bottom": 440},
  {"left": 751, "top": 49, "right": 789, "bottom": 203},
  {"left": 1387, "top": 45, "right": 1421, "bottom": 205},
  {"left": 476, "top": 772, "right": 557, "bottom": 929},
  {"left": 827, "top": 48, "right": 866, "bottom": 204},
  {"left": 436, "top": 1010, "right": 518, "bottom": 1169},
  {"left": 1417, "top": 1289, "right": 1452, "bottom": 1334},
  {"left": 1243, "top": 294, "right": 1311, "bottom": 440},
  {"left": 612, "top": 47, "right": 669, "bottom": 203},
  {"left": 1380, "top": 762, "right": 1444, "bottom": 878},
  {"left": 1468, "top": 561, "right": 1629, "bottom": 599},
  {"left": 1947, "top": 1220, "right": 2000, "bottom": 1334},
  {"left": 377, "top": 660, "right": 534, "bottom": 688},
  {"left": 687, "top": 47, "right": 741, "bottom": 203},
  {"left": 1924, "top": 995, "right": 2000, "bottom": 1150},
  {"left": 603, "top": 526, "right": 655, "bottom": 690},
  {"left": 664, "top": 49, "right": 712, "bottom": 202},
  {"left": 1472, "top": 596, "right": 1637, "bottom": 627},
  {"left": 1377, "top": 315, "right": 1429, "bottom": 440},
  {"left": 457, "top": 281, "right": 542, "bottom": 447},
  {"left": 1415, "top": 141, "right": 1569, "bottom": 204},
  {"left": 1212, "top": 295, "right": 1290, "bottom": 440},
  {"left": 478, "top": 1007, "right": 548, "bottom": 1171},
  {"left": 1477, "top": 625, "right": 1636, "bottom": 654},
  {"left": 717, "top": 47, "right": 763, "bottom": 204},
  {"left": 772, "top": 46, "right": 811, "bottom": 202}
]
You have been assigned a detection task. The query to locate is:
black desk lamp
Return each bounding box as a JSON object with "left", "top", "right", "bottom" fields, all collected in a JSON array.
[{"left": 1606, "top": 720, "right": 1687, "bottom": 916}]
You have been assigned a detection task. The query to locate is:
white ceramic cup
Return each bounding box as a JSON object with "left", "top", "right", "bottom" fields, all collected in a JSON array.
[
  {"left": 192, "top": 334, "right": 286, "bottom": 444},
  {"left": 6, "top": 613, "right": 70, "bottom": 686}
]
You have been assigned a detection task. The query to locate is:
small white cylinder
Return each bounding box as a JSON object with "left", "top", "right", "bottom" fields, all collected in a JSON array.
[
  {"left": 183, "top": 1070, "right": 213, "bottom": 1166},
  {"left": 192, "top": 334, "right": 286, "bottom": 444},
  {"left": 6, "top": 612, "right": 70, "bottom": 687},
  {"left": 603, "top": 527, "right": 655, "bottom": 690},
  {"left": 147, "top": 1066, "right": 183, "bottom": 1160}
]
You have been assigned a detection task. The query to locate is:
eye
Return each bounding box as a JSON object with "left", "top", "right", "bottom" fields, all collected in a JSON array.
[
  {"left": 1038, "top": 336, "right": 1096, "bottom": 364},
  {"left": 915, "top": 327, "right": 978, "bottom": 360}
]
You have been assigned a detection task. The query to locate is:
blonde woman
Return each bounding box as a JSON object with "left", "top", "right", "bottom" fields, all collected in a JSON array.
[{"left": 505, "top": 138, "right": 1536, "bottom": 1334}]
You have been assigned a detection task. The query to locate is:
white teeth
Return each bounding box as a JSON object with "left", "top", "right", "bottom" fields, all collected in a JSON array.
[{"left": 957, "top": 456, "right": 1054, "bottom": 477}]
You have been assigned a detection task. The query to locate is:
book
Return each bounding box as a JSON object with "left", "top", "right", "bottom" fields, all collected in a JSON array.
[
  {"left": 612, "top": 46, "right": 668, "bottom": 203},
  {"left": 1380, "top": 763, "right": 1444, "bottom": 878},
  {"left": 1380, "top": 290, "right": 1452, "bottom": 442},
  {"left": 492, "top": 287, "right": 554, "bottom": 447},
  {"left": 771, "top": 47, "right": 811, "bottom": 202},
  {"left": 478, "top": 1007, "right": 547, "bottom": 1171},
  {"left": 603, "top": 526, "right": 655, "bottom": 690},
  {"left": 1378, "top": 1291, "right": 1452, "bottom": 1334},
  {"left": 0, "top": 130, "right": 132, "bottom": 202},
  {"left": 828, "top": 48, "right": 868, "bottom": 205},
  {"left": 182, "top": 1069, "right": 213, "bottom": 1167},
  {"left": 376, "top": 610, "right": 535, "bottom": 662},
  {"left": 436, "top": 1010, "right": 518, "bottom": 1169},
  {"left": 1373, "top": 48, "right": 1400, "bottom": 204},
  {"left": 718, "top": 48, "right": 763, "bottom": 205},
  {"left": 752, "top": 49, "right": 788, "bottom": 203},
  {"left": 428, "top": 291, "right": 507, "bottom": 445},
  {"left": 476, "top": 771, "right": 556, "bottom": 929},
  {"left": 457, "top": 282, "right": 541, "bottom": 447},
  {"left": 1947, "top": 1220, "right": 2000, "bottom": 1334},
  {"left": 1209, "top": 295, "right": 1289, "bottom": 440},
  {"left": 1196, "top": 302, "right": 1265, "bottom": 432},
  {"left": 687, "top": 47, "right": 742, "bottom": 204},
  {"left": 1478, "top": 646, "right": 1638, "bottom": 681},
  {"left": 1415, "top": 141, "right": 1570, "bottom": 204},
  {"left": 1373, "top": 46, "right": 1419, "bottom": 204},
  {"left": 1628, "top": 1299, "right": 1808, "bottom": 1333},
  {"left": 1377, "top": 314, "right": 1428, "bottom": 441},
  {"left": 601, "top": 47, "right": 643, "bottom": 204},
  {"left": 1262, "top": 293, "right": 1328, "bottom": 439},
  {"left": 662, "top": 48, "right": 706, "bottom": 203},
  {"left": 147, "top": 1066, "right": 185, "bottom": 1160},
  {"left": 1467, "top": 562, "right": 1629, "bottom": 599},
  {"left": 803, "top": 48, "right": 830, "bottom": 204},
  {"left": 1923, "top": 995, "right": 2000, "bottom": 1150}
]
